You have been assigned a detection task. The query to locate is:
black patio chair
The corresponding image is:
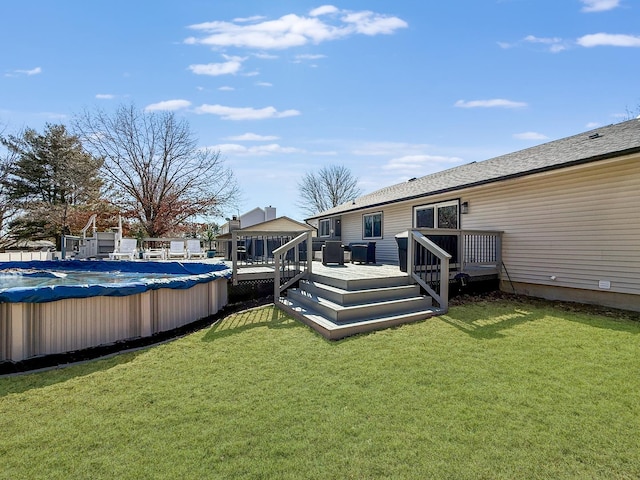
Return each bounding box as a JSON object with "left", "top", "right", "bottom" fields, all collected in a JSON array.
[{"left": 321, "top": 241, "right": 344, "bottom": 266}]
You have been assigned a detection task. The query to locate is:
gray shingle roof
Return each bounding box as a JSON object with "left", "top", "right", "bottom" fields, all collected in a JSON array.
[{"left": 308, "top": 119, "right": 640, "bottom": 220}]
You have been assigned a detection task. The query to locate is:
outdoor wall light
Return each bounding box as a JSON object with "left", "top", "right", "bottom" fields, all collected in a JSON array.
[{"left": 460, "top": 202, "right": 469, "bottom": 214}]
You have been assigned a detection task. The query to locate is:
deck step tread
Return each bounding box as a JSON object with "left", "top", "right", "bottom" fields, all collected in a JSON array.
[
  {"left": 280, "top": 297, "right": 439, "bottom": 339},
  {"left": 288, "top": 288, "right": 429, "bottom": 312},
  {"left": 300, "top": 280, "right": 418, "bottom": 296},
  {"left": 308, "top": 272, "right": 411, "bottom": 290}
]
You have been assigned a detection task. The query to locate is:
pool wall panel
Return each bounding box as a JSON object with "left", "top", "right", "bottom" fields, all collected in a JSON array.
[
  {"left": 1, "top": 277, "right": 228, "bottom": 362},
  {"left": 0, "top": 304, "right": 9, "bottom": 361}
]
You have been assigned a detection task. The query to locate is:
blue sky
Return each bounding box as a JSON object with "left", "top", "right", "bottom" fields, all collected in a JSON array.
[{"left": 1, "top": 0, "right": 639, "bottom": 222}]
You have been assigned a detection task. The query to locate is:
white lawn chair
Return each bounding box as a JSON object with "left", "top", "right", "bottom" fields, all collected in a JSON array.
[
  {"left": 109, "top": 238, "right": 138, "bottom": 260},
  {"left": 166, "top": 240, "right": 187, "bottom": 260},
  {"left": 143, "top": 248, "right": 165, "bottom": 260},
  {"left": 186, "top": 239, "right": 206, "bottom": 259}
]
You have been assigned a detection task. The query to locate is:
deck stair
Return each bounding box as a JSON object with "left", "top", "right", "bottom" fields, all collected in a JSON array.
[{"left": 279, "top": 270, "right": 440, "bottom": 340}]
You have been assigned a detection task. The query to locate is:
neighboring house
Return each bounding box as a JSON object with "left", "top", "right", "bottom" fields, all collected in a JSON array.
[
  {"left": 307, "top": 119, "right": 640, "bottom": 311},
  {"left": 219, "top": 206, "right": 277, "bottom": 235},
  {"left": 217, "top": 216, "right": 314, "bottom": 261}
]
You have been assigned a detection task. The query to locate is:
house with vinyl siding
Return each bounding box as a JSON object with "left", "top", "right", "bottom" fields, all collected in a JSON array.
[{"left": 306, "top": 119, "right": 640, "bottom": 312}]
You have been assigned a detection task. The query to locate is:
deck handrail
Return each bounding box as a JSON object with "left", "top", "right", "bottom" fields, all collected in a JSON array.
[
  {"left": 81, "top": 214, "right": 97, "bottom": 239},
  {"left": 408, "top": 229, "right": 452, "bottom": 312},
  {"left": 231, "top": 230, "right": 312, "bottom": 284},
  {"left": 273, "top": 231, "right": 313, "bottom": 304},
  {"left": 413, "top": 229, "right": 502, "bottom": 272}
]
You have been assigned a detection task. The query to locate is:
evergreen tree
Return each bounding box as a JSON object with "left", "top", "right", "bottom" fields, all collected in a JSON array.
[{"left": 1, "top": 124, "right": 103, "bottom": 248}]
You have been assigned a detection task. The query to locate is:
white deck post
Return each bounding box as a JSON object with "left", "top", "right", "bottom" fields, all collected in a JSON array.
[
  {"left": 232, "top": 231, "right": 238, "bottom": 285},
  {"left": 407, "top": 230, "right": 414, "bottom": 279},
  {"left": 274, "top": 252, "right": 281, "bottom": 302},
  {"left": 306, "top": 231, "right": 313, "bottom": 275},
  {"left": 440, "top": 255, "right": 450, "bottom": 313},
  {"left": 458, "top": 230, "right": 465, "bottom": 272}
]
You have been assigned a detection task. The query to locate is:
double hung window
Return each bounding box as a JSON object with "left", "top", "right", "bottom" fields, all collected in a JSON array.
[
  {"left": 363, "top": 212, "right": 382, "bottom": 239},
  {"left": 319, "top": 219, "right": 330, "bottom": 237}
]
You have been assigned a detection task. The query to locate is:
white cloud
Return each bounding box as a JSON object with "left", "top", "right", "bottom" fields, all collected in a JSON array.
[
  {"left": 211, "top": 143, "right": 304, "bottom": 155},
  {"left": 254, "top": 53, "right": 279, "bottom": 59},
  {"left": 185, "top": 8, "right": 407, "bottom": 50},
  {"left": 295, "top": 53, "right": 327, "bottom": 60},
  {"left": 310, "top": 150, "right": 338, "bottom": 156},
  {"left": 218, "top": 86, "right": 235, "bottom": 91},
  {"left": 381, "top": 154, "right": 463, "bottom": 176},
  {"left": 585, "top": 122, "right": 601, "bottom": 128},
  {"left": 523, "top": 35, "right": 567, "bottom": 53},
  {"left": 7, "top": 66, "right": 42, "bottom": 77},
  {"left": 20, "top": 67, "right": 42, "bottom": 75},
  {"left": 577, "top": 33, "right": 640, "bottom": 47},
  {"left": 454, "top": 99, "right": 528, "bottom": 108},
  {"left": 186, "top": 16, "right": 337, "bottom": 49},
  {"left": 95, "top": 94, "right": 115, "bottom": 100},
  {"left": 549, "top": 44, "right": 568, "bottom": 53},
  {"left": 524, "top": 35, "right": 564, "bottom": 47},
  {"left": 352, "top": 141, "right": 432, "bottom": 156},
  {"left": 580, "top": 0, "right": 620, "bottom": 12},
  {"left": 234, "top": 15, "right": 266, "bottom": 23},
  {"left": 145, "top": 99, "right": 192, "bottom": 112},
  {"left": 189, "top": 55, "right": 246, "bottom": 76},
  {"left": 194, "top": 104, "right": 301, "bottom": 120},
  {"left": 513, "top": 131, "right": 548, "bottom": 140},
  {"left": 226, "top": 133, "right": 280, "bottom": 141},
  {"left": 310, "top": 5, "right": 339, "bottom": 17},
  {"left": 501, "top": 35, "right": 567, "bottom": 53},
  {"left": 256, "top": 81, "right": 273, "bottom": 87},
  {"left": 611, "top": 112, "right": 630, "bottom": 119},
  {"left": 341, "top": 11, "right": 408, "bottom": 36}
]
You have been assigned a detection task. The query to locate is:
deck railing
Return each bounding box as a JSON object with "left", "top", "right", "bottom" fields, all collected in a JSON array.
[
  {"left": 408, "top": 230, "right": 452, "bottom": 311},
  {"left": 231, "top": 230, "right": 310, "bottom": 285},
  {"left": 413, "top": 229, "right": 502, "bottom": 271},
  {"left": 273, "top": 231, "right": 314, "bottom": 303},
  {"left": 407, "top": 229, "right": 502, "bottom": 311}
]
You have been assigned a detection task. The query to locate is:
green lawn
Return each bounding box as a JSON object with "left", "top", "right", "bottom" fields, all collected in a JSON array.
[{"left": 1, "top": 298, "right": 639, "bottom": 479}]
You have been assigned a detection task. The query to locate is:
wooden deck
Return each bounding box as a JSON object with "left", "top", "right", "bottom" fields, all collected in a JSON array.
[
  {"left": 230, "top": 261, "right": 407, "bottom": 284},
  {"left": 120, "top": 257, "right": 498, "bottom": 286},
  {"left": 229, "top": 260, "right": 499, "bottom": 285}
]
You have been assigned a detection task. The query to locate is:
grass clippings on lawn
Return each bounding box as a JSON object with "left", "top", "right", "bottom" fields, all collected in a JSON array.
[{"left": 1, "top": 297, "right": 639, "bottom": 479}]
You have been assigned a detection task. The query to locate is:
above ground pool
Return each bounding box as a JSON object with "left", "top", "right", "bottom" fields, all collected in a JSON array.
[
  {"left": 0, "top": 259, "right": 231, "bottom": 303},
  {"left": 1, "top": 260, "right": 231, "bottom": 365}
]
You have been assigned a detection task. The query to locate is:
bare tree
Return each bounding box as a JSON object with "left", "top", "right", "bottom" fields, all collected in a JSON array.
[
  {"left": 0, "top": 143, "right": 20, "bottom": 249},
  {"left": 73, "top": 104, "right": 239, "bottom": 237},
  {"left": 624, "top": 104, "right": 640, "bottom": 120},
  {"left": 297, "top": 165, "right": 362, "bottom": 216}
]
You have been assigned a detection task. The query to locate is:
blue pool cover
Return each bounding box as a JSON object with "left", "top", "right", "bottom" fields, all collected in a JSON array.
[{"left": 0, "top": 260, "right": 232, "bottom": 303}]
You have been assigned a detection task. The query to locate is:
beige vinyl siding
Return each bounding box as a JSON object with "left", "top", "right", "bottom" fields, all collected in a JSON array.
[
  {"left": 341, "top": 203, "right": 414, "bottom": 263},
  {"left": 463, "top": 156, "right": 640, "bottom": 296},
  {"left": 338, "top": 155, "right": 639, "bottom": 297}
]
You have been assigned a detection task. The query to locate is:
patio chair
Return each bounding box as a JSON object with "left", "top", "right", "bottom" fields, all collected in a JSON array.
[
  {"left": 167, "top": 240, "right": 187, "bottom": 260},
  {"left": 322, "top": 241, "right": 344, "bottom": 266},
  {"left": 143, "top": 248, "right": 165, "bottom": 260},
  {"left": 186, "top": 239, "right": 206, "bottom": 259},
  {"left": 349, "top": 242, "right": 377, "bottom": 264},
  {"left": 109, "top": 238, "right": 138, "bottom": 260}
]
